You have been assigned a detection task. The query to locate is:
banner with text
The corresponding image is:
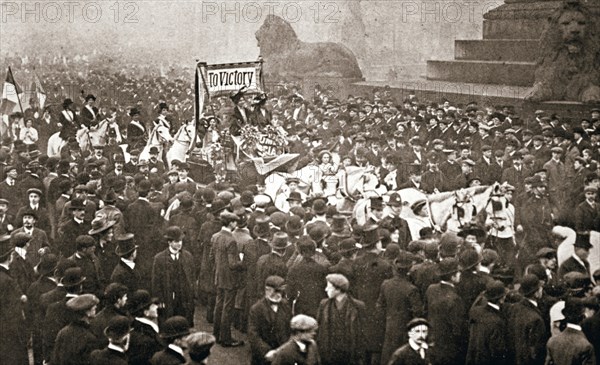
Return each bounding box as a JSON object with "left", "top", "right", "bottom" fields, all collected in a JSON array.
[{"left": 197, "top": 61, "right": 263, "bottom": 97}]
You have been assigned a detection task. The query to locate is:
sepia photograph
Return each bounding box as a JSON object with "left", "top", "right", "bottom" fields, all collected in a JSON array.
[{"left": 1, "top": 0, "right": 599, "bottom": 364}]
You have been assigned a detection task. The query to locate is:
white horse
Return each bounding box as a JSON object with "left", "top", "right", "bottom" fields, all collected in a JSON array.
[
  {"left": 166, "top": 121, "right": 197, "bottom": 167},
  {"left": 140, "top": 124, "right": 173, "bottom": 161},
  {"left": 47, "top": 119, "right": 114, "bottom": 158}
]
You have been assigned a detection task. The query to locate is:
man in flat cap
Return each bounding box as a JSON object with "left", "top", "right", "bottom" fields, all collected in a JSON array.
[
  {"left": 16, "top": 187, "right": 50, "bottom": 235},
  {"left": 184, "top": 332, "right": 217, "bottom": 365},
  {"left": 316, "top": 273, "right": 366, "bottom": 365},
  {"left": 270, "top": 314, "right": 320, "bottom": 365},
  {"left": 9, "top": 231, "right": 35, "bottom": 293},
  {"left": 51, "top": 294, "right": 101, "bottom": 365},
  {"left": 543, "top": 146, "right": 565, "bottom": 203},
  {"left": 13, "top": 207, "right": 50, "bottom": 269},
  {"left": 249, "top": 275, "right": 292, "bottom": 365},
  {"left": 574, "top": 186, "right": 600, "bottom": 233},
  {"left": 387, "top": 318, "right": 432, "bottom": 365}
]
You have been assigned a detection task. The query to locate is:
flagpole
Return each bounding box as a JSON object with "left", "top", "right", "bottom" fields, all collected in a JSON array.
[
  {"left": 9, "top": 67, "right": 25, "bottom": 115},
  {"left": 7, "top": 66, "right": 25, "bottom": 141}
]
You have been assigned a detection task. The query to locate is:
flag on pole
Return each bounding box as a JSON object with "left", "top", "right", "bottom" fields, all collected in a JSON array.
[
  {"left": 33, "top": 73, "right": 46, "bottom": 110},
  {"left": 0, "top": 67, "right": 23, "bottom": 115},
  {"left": 195, "top": 62, "right": 210, "bottom": 122}
]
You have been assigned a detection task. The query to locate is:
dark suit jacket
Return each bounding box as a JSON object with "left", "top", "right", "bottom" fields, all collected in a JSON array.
[
  {"left": 582, "top": 311, "right": 600, "bottom": 365},
  {"left": 546, "top": 327, "right": 595, "bottom": 365},
  {"left": 110, "top": 259, "right": 142, "bottom": 293},
  {"left": 425, "top": 282, "right": 468, "bottom": 365},
  {"left": 150, "top": 347, "right": 186, "bottom": 365},
  {"left": 558, "top": 256, "right": 590, "bottom": 279},
  {"left": 51, "top": 320, "right": 100, "bottom": 365},
  {"left": 457, "top": 270, "right": 489, "bottom": 311},
  {"left": 466, "top": 304, "right": 510, "bottom": 365},
  {"left": 388, "top": 343, "right": 432, "bottom": 365},
  {"left": 151, "top": 249, "right": 195, "bottom": 321},
  {"left": 11, "top": 227, "right": 50, "bottom": 267},
  {"left": 90, "top": 347, "right": 128, "bottom": 365},
  {"left": 125, "top": 198, "right": 162, "bottom": 259},
  {"left": 377, "top": 274, "right": 424, "bottom": 365},
  {"left": 128, "top": 319, "right": 164, "bottom": 365},
  {"left": 0, "top": 266, "right": 28, "bottom": 365},
  {"left": 9, "top": 252, "right": 36, "bottom": 293},
  {"left": 271, "top": 339, "right": 321, "bottom": 365},
  {"left": 352, "top": 251, "right": 393, "bottom": 352},
  {"left": 211, "top": 228, "right": 246, "bottom": 290},
  {"left": 574, "top": 201, "right": 600, "bottom": 232},
  {"left": 507, "top": 299, "right": 548, "bottom": 365},
  {"left": 248, "top": 298, "right": 293, "bottom": 365},
  {"left": 286, "top": 257, "right": 327, "bottom": 318},
  {"left": 58, "top": 218, "right": 92, "bottom": 257}
]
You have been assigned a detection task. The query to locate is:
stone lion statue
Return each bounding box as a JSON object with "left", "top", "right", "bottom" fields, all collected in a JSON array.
[
  {"left": 525, "top": 0, "right": 600, "bottom": 103},
  {"left": 256, "top": 15, "right": 363, "bottom": 79}
]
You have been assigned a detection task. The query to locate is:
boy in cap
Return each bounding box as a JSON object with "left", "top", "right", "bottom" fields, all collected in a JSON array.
[
  {"left": 249, "top": 276, "right": 292, "bottom": 365},
  {"left": 316, "top": 273, "right": 366, "bottom": 365},
  {"left": 574, "top": 185, "right": 600, "bottom": 233},
  {"left": 51, "top": 294, "right": 101, "bottom": 365},
  {"left": 184, "top": 332, "right": 217, "bottom": 365},
  {"left": 271, "top": 314, "right": 320, "bottom": 365},
  {"left": 387, "top": 318, "right": 431, "bottom": 365}
]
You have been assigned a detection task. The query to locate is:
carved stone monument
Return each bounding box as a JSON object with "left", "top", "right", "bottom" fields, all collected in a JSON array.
[
  {"left": 256, "top": 15, "right": 363, "bottom": 80},
  {"left": 425, "top": 0, "right": 600, "bottom": 103},
  {"left": 525, "top": 1, "right": 600, "bottom": 102}
]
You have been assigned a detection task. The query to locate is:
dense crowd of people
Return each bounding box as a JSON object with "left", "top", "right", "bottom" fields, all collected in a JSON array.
[{"left": 0, "top": 54, "right": 599, "bottom": 365}]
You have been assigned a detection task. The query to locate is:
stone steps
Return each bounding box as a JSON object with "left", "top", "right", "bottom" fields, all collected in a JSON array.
[
  {"left": 426, "top": 60, "right": 535, "bottom": 86},
  {"left": 455, "top": 39, "right": 539, "bottom": 62}
]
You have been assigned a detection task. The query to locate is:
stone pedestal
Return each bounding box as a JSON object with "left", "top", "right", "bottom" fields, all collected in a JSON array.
[{"left": 425, "top": 0, "right": 600, "bottom": 87}]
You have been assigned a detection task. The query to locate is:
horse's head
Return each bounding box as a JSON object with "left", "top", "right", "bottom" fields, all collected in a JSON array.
[{"left": 153, "top": 125, "right": 173, "bottom": 144}]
